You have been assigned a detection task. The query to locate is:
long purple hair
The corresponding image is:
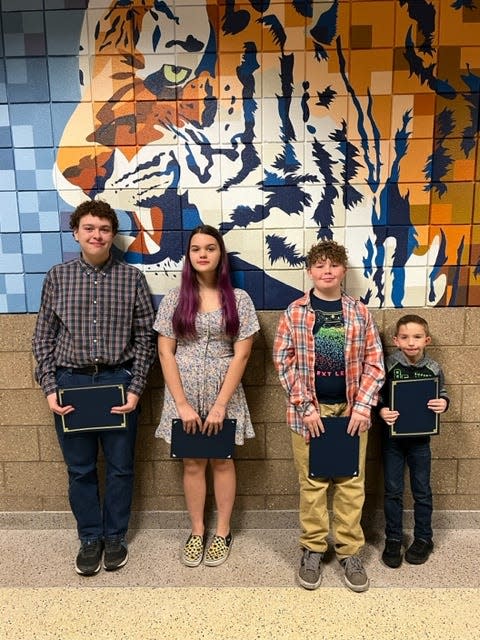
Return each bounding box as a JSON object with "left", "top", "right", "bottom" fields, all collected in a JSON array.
[{"left": 172, "top": 225, "right": 240, "bottom": 339}]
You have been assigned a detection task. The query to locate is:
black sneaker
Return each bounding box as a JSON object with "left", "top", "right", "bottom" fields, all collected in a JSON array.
[
  {"left": 103, "top": 539, "right": 129, "bottom": 571},
  {"left": 405, "top": 538, "right": 433, "bottom": 565},
  {"left": 298, "top": 549, "right": 323, "bottom": 590},
  {"left": 75, "top": 540, "right": 104, "bottom": 576},
  {"left": 382, "top": 539, "right": 403, "bottom": 568}
]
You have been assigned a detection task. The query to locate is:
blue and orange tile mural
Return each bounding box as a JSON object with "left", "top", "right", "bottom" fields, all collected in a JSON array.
[{"left": 1, "top": 0, "right": 480, "bottom": 312}]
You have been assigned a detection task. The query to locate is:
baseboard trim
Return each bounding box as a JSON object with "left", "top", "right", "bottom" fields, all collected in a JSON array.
[{"left": 0, "top": 509, "right": 479, "bottom": 530}]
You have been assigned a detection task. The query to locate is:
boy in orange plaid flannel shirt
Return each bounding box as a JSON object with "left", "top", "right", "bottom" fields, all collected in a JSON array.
[{"left": 273, "top": 240, "right": 384, "bottom": 592}]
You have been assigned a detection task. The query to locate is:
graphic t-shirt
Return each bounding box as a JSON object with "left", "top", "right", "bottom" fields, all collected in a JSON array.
[{"left": 311, "top": 292, "right": 346, "bottom": 404}]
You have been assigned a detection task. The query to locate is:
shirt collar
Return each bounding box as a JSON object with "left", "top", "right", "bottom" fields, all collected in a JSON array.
[
  {"left": 302, "top": 289, "right": 344, "bottom": 307},
  {"left": 297, "top": 290, "right": 311, "bottom": 307},
  {"left": 78, "top": 253, "right": 115, "bottom": 275}
]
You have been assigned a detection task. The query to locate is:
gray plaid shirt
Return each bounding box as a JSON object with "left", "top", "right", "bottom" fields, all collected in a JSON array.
[{"left": 33, "top": 255, "right": 155, "bottom": 396}]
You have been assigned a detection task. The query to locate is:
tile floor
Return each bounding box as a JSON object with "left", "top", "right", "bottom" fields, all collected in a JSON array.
[{"left": 1, "top": 525, "right": 479, "bottom": 639}]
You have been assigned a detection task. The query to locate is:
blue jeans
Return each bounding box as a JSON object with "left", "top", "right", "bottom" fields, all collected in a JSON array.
[
  {"left": 55, "top": 366, "right": 138, "bottom": 543},
  {"left": 382, "top": 432, "right": 433, "bottom": 542}
]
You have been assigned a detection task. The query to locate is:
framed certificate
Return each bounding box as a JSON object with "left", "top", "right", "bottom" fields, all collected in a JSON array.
[
  {"left": 56, "top": 384, "right": 127, "bottom": 434},
  {"left": 170, "top": 418, "right": 236, "bottom": 459},
  {"left": 389, "top": 377, "right": 439, "bottom": 437},
  {"left": 308, "top": 416, "right": 359, "bottom": 478}
]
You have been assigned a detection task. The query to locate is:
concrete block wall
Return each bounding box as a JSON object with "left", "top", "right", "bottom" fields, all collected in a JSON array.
[{"left": 1, "top": 309, "right": 479, "bottom": 516}]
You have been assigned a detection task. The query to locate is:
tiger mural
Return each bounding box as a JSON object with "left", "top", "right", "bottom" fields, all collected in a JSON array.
[{"left": 55, "top": 0, "right": 480, "bottom": 309}]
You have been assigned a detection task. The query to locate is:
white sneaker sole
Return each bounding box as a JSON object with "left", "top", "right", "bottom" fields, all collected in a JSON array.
[
  {"left": 182, "top": 552, "right": 204, "bottom": 567},
  {"left": 298, "top": 574, "right": 322, "bottom": 590},
  {"left": 75, "top": 561, "right": 102, "bottom": 576},
  {"left": 343, "top": 576, "right": 369, "bottom": 592},
  {"left": 103, "top": 549, "right": 129, "bottom": 571}
]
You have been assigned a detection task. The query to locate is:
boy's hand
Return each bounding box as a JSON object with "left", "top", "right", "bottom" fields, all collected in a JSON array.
[
  {"left": 347, "top": 410, "right": 370, "bottom": 435},
  {"left": 303, "top": 408, "right": 324, "bottom": 442},
  {"left": 427, "top": 397, "right": 447, "bottom": 414},
  {"left": 379, "top": 407, "right": 399, "bottom": 426},
  {"left": 111, "top": 391, "right": 139, "bottom": 414},
  {"left": 46, "top": 392, "right": 74, "bottom": 416}
]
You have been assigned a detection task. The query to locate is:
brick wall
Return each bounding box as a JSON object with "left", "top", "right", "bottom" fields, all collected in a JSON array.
[{"left": 1, "top": 309, "right": 479, "bottom": 515}]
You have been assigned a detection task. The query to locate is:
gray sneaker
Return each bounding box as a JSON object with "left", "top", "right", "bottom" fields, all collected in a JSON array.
[
  {"left": 298, "top": 549, "right": 323, "bottom": 590},
  {"left": 340, "top": 555, "right": 369, "bottom": 592}
]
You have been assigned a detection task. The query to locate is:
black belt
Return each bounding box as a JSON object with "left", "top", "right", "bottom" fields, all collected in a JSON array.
[{"left": 66, "top": 362, "right": 132, "bottom": 375}]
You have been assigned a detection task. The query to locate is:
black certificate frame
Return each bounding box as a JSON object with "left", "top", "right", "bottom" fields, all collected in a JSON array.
[
  {"left": 57, "top": 384, "right": 127, "bottom": 434},
  {"left": 389, "top": 377, "right": 439, "bottom": 437},
  {"left": 170, "top": 418, "right": 237, "bottom": 459},
  {"left": 308, "top": 416, "right": 360, "bottom": 478}
]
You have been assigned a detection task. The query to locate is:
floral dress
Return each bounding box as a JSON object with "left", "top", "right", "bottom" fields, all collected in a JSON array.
[{"left": 153, "top": 287, "right": 260, "bottom": 444}]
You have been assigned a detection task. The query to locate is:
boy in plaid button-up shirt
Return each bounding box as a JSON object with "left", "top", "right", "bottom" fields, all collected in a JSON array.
[
  {"left": 33, "top": 200, "right": 155, "bottom": 577},
  {"left": 273, "top": 240, "right": 384, "bottom": 593}
]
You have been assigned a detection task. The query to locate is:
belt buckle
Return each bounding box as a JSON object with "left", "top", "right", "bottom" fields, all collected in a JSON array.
[{"left": 83, "top": 364, "right": 100, "bottom": 375}]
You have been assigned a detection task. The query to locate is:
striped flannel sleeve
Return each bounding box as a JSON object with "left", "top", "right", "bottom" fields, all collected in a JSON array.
[
  {"left": 32, "top": 270, "right": 60, "bottom": 395},
  {"left": 273, "top": 306, "right": 314, "bottom": 413}
]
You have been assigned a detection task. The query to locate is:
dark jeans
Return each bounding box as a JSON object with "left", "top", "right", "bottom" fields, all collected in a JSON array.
[
  {"left": 382, "top": 432, "right": 433, "bottom": 542},
  {"left": 55, "top": 366, "right": 138, "bottom": 543}
]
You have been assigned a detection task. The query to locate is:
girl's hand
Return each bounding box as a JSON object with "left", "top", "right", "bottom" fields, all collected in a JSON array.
[
  {"left": 177, "top": 402, "right": 202, "bottom": 434},
  {"left": 203, "top": 402, "right": 226, "bottom": 436}
]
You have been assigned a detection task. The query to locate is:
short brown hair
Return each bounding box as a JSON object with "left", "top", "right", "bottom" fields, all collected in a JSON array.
[
  {"left": 69, "top": 200, "right": 119, "bottom": 235},
  {"left": 306, "top": 240, "right": 348, "bottom": 268},
  {"left": 395, "top": 314, "right": 430, "bottom": 336}
]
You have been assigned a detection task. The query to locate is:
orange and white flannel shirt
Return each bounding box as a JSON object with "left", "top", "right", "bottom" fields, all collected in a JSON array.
[{"left": 273, "top": 291, "right": 385, "bottom": 435}]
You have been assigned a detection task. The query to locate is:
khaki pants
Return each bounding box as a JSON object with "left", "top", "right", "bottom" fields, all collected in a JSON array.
[{"left": 291, "top": 402, "right": 368, "bottom": 559}]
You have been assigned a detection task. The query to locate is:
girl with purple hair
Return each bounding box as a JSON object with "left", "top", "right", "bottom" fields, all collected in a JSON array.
[{"left": 153, "top": 225, "right": 259, "bottom": 567}]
